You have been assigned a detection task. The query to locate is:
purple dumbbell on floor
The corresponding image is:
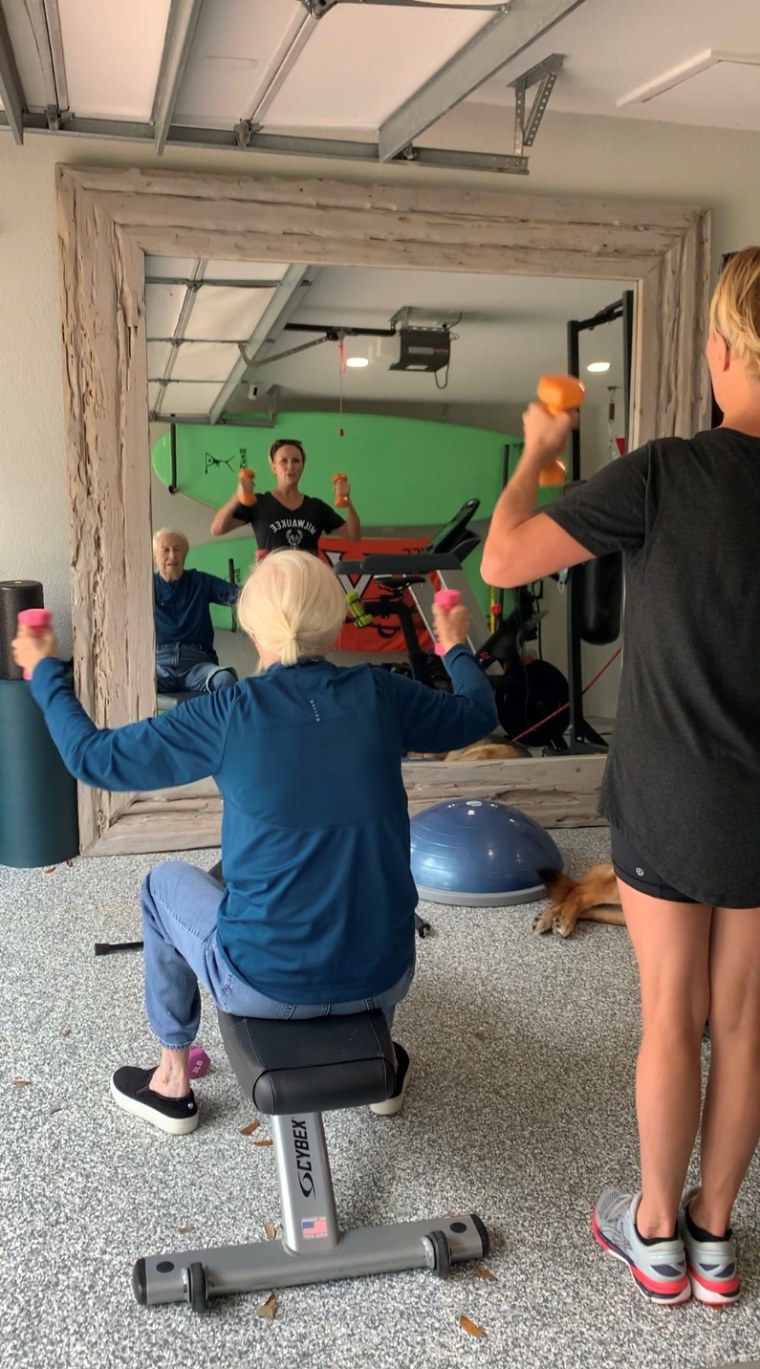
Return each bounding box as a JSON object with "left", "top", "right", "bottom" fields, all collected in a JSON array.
[{"left": 188, "top": 1048, "right": 210, "bottom": 1079}]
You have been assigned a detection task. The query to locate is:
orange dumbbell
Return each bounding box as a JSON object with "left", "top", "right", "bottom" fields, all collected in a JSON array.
[
  {"left": 237, "top": 467, "right": 256, "bottom": 506},
  {"left": 332, "top": 472, "right": 350, "bottom": 508},
  {"left": 535, "top": 374, "right": 586, "bottom": 487}
]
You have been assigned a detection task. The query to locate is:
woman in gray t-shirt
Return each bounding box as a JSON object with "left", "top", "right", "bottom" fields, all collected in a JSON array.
[{"left": 481, "top": 248, "right": 760, "bottom": 1309}]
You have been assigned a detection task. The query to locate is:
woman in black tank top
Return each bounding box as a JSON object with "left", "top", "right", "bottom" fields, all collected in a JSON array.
[
  {"left": 210, "top": 438, "right": 362, "bottom": 554},
  {"left": 481, "top": 248, "right": 760, "bottom": 1307}
]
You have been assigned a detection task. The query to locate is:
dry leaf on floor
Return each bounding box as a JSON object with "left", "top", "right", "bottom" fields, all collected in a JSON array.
[
  {"left": 60, "top": 1028, "right": 72, "bottom": 1038},
  {"left": 254, "top": 1139, "right": 273, "bottom": 1148},
  {"left": 240, "top": 1120, "right": 260, "bottom": 1135},
  {"left": 43, "top": 867, "right": 56, "bottom": 874},
  {"left": 12, "top": 1079, "right": 32, "bottom": 1087},
  {"left": 255, "top": 1292, "right": 278, "bottom": 1320},
  {"left": 472, "top": 1264, "right": 497, "bottom": 1282},
  {"left": 264, "top": 1222, "right": 277, "bottom": 1239},
  {"left": 65, "top": 859, "right": 73, "bottom": 866},
  {"left": 178, "top": 1225, "right": 195, "bottom": 1234},
  {"left": 458, "top": 1315, "right": 487, "bottom": 1339}
]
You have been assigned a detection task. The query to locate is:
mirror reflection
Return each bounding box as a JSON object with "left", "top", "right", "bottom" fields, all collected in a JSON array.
[{"left": 146, "top": 258, "right": 629, "bottom": 753}]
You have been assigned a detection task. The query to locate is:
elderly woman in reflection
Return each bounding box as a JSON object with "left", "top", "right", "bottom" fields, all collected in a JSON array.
[
  {"left": 13, "top": 550, "right": 497, "bottom": 1136},
  {"left": 153, "top": 527, "right": 239, "bottom": 696}
]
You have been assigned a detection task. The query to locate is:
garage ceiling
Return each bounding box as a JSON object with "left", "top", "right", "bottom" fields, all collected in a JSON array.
[
  {"left": 4, "top": 0, "right": 741, "bottom": 426},
  {"left": 145, "top": 254, "right": 628, "bottom": 422},
  {"left": 2, "top": 0, "right": 759, "bottom": 171}
]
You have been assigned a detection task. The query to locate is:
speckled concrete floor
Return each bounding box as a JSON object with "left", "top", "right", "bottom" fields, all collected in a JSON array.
[{"left": 3, "top": 830, "right": 759, "bottom": 1369}]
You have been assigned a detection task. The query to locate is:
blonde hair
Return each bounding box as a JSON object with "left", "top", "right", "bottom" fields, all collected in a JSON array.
[
  {"left": 153, "top": 527, "right": 189, "bottom": 555},
  {"left": 709, "top": 248, "right": 760, "bottom": 379},
  {"left": 237, "top": 549, "right": 346, "bottom": 668}
]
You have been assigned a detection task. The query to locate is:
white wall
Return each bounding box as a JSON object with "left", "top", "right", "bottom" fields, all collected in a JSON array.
[{"left": 3, "top": 107, "right": 760, "bottom": 660}]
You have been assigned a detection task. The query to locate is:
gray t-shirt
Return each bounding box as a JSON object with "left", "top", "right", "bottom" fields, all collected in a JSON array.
[{"left": 545, "top": 428, "right": 760, "bottom": 906}]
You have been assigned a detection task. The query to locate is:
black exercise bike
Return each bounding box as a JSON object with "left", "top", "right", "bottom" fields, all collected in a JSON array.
[{"left": 336, "top": 499, "right": 570, "bottom": 750}]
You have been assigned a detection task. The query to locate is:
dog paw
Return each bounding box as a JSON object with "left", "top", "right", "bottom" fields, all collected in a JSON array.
[
  {"left": 533, "top": 909, "right": 555, "bottom": 935},
  {"left": 555, "top": 917, "right": 578, "bottom": 939}
]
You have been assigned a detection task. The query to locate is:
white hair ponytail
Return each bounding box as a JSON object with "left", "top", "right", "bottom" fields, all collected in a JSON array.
[{"left": 237, "top": 550, "right": 346, "bottom": 667}]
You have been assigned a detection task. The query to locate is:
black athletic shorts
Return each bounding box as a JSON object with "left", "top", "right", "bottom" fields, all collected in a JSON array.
[{"left": 609, "top": 825, "right": 696, "bottom": 904}]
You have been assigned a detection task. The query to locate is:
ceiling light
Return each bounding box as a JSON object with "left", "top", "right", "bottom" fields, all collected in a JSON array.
[
  {"left": 342, "top": 336, "right": 370, "bottom": 368},
  {"left": 586, "top": 361, "right": 611, "bottom": 373}
]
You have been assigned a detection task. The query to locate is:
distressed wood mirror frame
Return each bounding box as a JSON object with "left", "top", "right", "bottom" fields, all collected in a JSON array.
[{"left": 56, "top": 164, "right": 711, "bottom": 856}]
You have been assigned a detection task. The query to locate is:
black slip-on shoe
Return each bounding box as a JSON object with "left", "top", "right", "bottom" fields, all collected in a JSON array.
[{"left": 111, "top": 1066, "right": 199, "bottom": 1136}]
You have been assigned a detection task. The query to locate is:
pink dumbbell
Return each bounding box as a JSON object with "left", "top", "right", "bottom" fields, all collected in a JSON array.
[
  {"left": 17, "top": 608, "right": 52, "bottom": 680},
  {"left": 433, "top": 589, "right": 462, "bottom": 656},
  {"left": 189, "top": 1047, "right": 211, "bottom": 1079}
]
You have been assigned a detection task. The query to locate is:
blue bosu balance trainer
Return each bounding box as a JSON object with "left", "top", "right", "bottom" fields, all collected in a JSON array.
[{"left": 410, "top": 799, "right": 563, "bottom": 906}]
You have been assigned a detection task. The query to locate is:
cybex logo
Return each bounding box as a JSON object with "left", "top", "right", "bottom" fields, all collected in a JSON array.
[{"left": 292, "top": 1119, "right": 315, "bottom": 1197}]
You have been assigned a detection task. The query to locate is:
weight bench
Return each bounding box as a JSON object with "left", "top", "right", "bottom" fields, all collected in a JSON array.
[
  {"left": 155, "top": 690, "right": 195, "bottom": 714},
  {"left": 132, "top": 1009, "right": 488, "bottom": 1312}
]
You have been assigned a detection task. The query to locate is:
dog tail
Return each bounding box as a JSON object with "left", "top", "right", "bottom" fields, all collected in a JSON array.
[{"left": 538, "top": 867, "right": 577, "bottom": 901}]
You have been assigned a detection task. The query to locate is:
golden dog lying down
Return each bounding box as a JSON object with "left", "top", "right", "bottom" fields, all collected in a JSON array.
[
  {"left": 534, "top": 863, "right": 623, "bottom": 937},
  {"left": 405, "top": 740, "right": 528, "bottom": 762}
]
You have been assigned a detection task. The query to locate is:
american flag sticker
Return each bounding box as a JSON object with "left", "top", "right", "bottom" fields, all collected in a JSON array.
[{"left": 301, "top": 1217, "right": 329, "bottom": 1238}]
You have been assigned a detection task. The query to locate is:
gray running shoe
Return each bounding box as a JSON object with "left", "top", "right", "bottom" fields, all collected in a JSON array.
[
  {"left": 592, "top": 1188, "right": 691, "bottom": 1304},
  {"left": 678, "top": 1187, "right": 740, "bottom": 1306}
]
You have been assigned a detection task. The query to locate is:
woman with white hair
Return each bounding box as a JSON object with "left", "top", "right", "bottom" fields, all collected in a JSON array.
[{"left": 14, "top": 549, "right": 497, "bottom": 1136}]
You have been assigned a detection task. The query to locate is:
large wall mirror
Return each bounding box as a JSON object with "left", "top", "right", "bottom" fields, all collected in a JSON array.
[{"left": 56, "top": 166, "right": 711, "bottom": 855}]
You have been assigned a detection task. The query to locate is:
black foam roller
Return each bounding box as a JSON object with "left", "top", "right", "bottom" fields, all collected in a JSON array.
[
  {"left": 0, "top": 580, "right": 44, "bottom": 680},
  {"left": 0, "top": 680, "right": 79, "bottom": 868}
]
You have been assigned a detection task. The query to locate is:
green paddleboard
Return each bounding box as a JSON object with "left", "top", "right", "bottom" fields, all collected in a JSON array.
[{"left": 151, "top": 411, "right": 523, "bottom": 527}]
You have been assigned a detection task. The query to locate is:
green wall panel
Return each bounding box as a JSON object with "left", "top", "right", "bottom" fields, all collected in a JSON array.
[
  {"left": 154, "top": 412, "right": 560, "bottom": 628},
  {"left": 152, "top": 411, "right": 523, "bottom": 526}
]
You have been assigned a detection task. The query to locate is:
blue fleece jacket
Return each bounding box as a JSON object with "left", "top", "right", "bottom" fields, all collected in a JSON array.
[
  {"left": 154, "top": 569, "right": 238, "bottom": 658},
  {"left": 30, "top": 649, "right": 497, "bottom": 1002}
]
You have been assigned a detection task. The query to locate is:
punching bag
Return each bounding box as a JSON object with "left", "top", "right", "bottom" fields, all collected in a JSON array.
[
  {"left": 0, "top": 580, "right": 79, "bottom": 868},
  {"left": 494, "top": 660, "right": 570, "bottom": 748},
  {"left": 0, "top": 580, "right": 43, "bottom": 680},
  {"left": 577, "top": 552, "right": 623, "bottom": 646},
  {"left": 0, "top": 680, "right": 79, "bottom": 867}
]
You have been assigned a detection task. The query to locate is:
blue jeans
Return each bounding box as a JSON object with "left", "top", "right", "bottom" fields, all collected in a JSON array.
[
  {"left": 156, "top": 644, "right": 238, "bottom": 695},
  {"left": 141, "top": 860, "right": 415, "bottom": 1049}
]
